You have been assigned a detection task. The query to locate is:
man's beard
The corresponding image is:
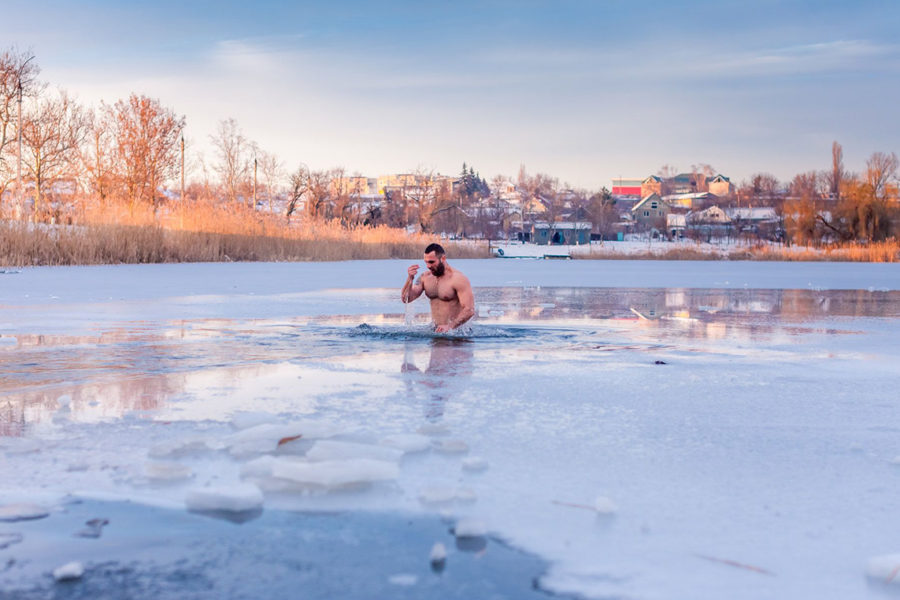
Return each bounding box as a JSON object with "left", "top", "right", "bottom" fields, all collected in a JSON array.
[{"left": 430, "top": 263, "right": 445, "bottom": 277}]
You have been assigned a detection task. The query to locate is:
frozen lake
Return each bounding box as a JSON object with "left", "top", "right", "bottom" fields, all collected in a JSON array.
[{"left": 1, "top": 259, "right": 900, "bottom": 599}]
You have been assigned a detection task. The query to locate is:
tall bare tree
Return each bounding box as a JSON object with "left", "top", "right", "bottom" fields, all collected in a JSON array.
[
  {"left": 105, "top": 94, "right": 184, "bottom": 211},
  {"left": 285, "top": 163, "right": 309, "bottom": 223},
  {"left": 0, "top": 48, "right": 41, "bottom": 204},
  {"left": 256, "top": 149, "right": 284, "bottom": 213},
  {"left": 20, "top": 89, "right": 91, "bottom": 218},
  {"left": 211, "top": 118, "right": 255, "bottom": 206}
]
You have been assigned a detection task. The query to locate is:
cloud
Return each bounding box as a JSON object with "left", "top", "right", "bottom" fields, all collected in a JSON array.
[{"left": 693, "top": 39, "right": 900, "bottom": 78}]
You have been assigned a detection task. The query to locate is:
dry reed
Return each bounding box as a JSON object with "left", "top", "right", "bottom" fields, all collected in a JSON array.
[
  {"left": 578, "top": 239, "right": 899, "bottom": 262},
  {"left": 0, "top": 201, "right": 488, "bottom": 266}
]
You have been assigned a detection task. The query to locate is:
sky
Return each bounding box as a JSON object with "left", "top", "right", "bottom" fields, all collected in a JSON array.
[{"left": 3, "top": 0, "right": 899, "bottom": 190}]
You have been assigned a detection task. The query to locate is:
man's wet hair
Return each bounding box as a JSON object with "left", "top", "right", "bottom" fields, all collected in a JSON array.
[{"left": 424, "top": 243, "right": 445, "bottom": 256}]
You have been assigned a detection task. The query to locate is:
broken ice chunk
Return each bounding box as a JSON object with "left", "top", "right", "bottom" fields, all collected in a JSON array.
[
  {"left": 148, "top": 437, "right": 211, "bottom": 459},
  {"left": 271, "top": 458, "right": 398, "bottom": 489},
  {"left": 226, "top": 421, "right": 341, "bottom": 457},
  {"left": 306, "top": 440, "right": 402, "bottom": 463},
  {"left": 866, "top": 554, "right": 900, "bottom": 584},
  {"left": 0, "top": 533, "right": 23, "bottom": 550},
  {"left": 454, "top": 518, "right": 487, "bottom": 538},
  {"left": 594, "top": 496, "right": 618, "bottom": 515},
  {"left": 418, "top": 486, "right": 458, "bottom": 505},
  {"left": 185, "top": 484, "right": 264, "bottom": 513},
  {"left": 430, "top": 542, "right": 447, "bottom": 570},
  {"left": 53, "top": 561, "right": 84, "bottom": 581},
  {"left": 230, "top": 411, "right": 280, "bottom": 430},
  {"left": 388, "top": 574, "right": 418, "bottom": 586},
  {"left": 0, "top": 503, "right": 50, "bottom": 522},
  {"left": 380, "top": 434, "right": 431, "bottom": 454}
]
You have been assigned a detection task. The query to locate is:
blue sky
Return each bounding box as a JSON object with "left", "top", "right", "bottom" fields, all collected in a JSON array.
[{"left": 3, "top": 0, "right": 899, "bottom": 189}]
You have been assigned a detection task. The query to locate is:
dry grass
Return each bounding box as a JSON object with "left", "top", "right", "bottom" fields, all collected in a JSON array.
[
  {"left": 0, "top": 201, "right": 488, "bottom": 266},
  {"left": 578, "top": 239, "right": 899, "bottom": 262}
]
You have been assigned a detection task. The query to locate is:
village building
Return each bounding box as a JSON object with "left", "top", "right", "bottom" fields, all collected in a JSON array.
[
  {"left": 707, "top": 174, "right": 735, "bottom": 196},
  {"left": 641, "top": 175, "right": 662, "bottom": 197},
  {"left": 666, "top": 213, "right": 686, "bottom": 239},
  {"left": 631, "top": 194, "right": 670, "bottom": 229},
  {"left": 531, "top": 221, "right": 591, "bottom": 245}
]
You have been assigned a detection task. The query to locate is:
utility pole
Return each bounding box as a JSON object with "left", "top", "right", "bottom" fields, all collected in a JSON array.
[
  {"left": 16, "top": 77, "right": 23, "bottom": 219},
  {"left": 180, "top": 134, "right": 185, "bottom": 229},
  {"left": 15, "top": 56, "right": 34, "bottom": 221}
]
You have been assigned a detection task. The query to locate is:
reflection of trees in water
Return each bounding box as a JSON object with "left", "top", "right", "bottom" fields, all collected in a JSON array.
[
  {"left": 401, "top": 339, "right": 474, "bottom": 421},
  {"left": 478, "top": 287, "right": 899, "bottom": 322}
]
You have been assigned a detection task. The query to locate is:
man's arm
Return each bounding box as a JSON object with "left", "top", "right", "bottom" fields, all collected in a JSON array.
[
  {"left": 445, "top": 274, "right": 475, "bottom": 331},
  {"left": 402, "top": 264, "right": 424, "bottom": 303}
]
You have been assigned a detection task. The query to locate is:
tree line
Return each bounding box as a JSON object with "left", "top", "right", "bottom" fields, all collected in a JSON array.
[{"left": 0, "top": 47, "right": 896, "bottom": 244}]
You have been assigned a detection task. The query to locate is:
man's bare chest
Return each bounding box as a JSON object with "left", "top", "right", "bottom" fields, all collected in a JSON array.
[{"left": 424, "top": 278, "right": 457, "bottom": 302}]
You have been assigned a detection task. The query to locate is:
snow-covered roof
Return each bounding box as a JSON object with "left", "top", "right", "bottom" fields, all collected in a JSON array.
[{"left": 726, "top": 207, "right": 778, "bottom": 222}]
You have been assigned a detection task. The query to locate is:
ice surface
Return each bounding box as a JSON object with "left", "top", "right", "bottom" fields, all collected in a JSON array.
[
  {"left": 2, "top": 261, "right": 900, "bottom": 600},
  {"left": 185, "top": 484, "right": 264, "bottom": 513},
  {"left": 380, "top": 433, "right": 432, "bottom": 453}
]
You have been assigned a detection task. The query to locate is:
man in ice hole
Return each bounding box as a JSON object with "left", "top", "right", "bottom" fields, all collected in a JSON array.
[{"left": 401, "top": 243, "right": 475, "bottom": 333}]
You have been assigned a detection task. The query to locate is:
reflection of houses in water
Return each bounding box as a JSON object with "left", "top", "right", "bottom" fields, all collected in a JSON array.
[{"left": 475, "top": 287, "right": 899, "bottom": 333}]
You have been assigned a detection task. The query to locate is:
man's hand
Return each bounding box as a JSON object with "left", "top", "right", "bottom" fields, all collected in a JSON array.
[{"left": 407, "top": 264, "right": 419, "bottom": 280}]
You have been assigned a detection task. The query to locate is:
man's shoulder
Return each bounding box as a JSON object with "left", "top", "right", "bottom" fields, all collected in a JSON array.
[{"left": 451, "top": 269, "right": 471, "bottom": 285}]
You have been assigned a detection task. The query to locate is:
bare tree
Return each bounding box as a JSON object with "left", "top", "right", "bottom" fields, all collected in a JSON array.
[
  {"left": 105, "top": 94, "right": 184, "bottom": 211},
  {"left": 20, "top": 89, "right": 91, "bottom": 219},
  {"left": 211, "top": 118, "right": 256, "bottom": 206},
  {"left": 285, "top": 163, "right": 309, "bottom": 223},
  {"left": 0, "top": 48, "right": 41, "bottom": 205},
  {"left": 256, "top": 149, "right": 284, "bottom": 214}
]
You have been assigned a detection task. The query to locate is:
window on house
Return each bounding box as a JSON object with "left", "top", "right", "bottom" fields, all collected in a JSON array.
[{"left": 643, "top": 211, "right": 649, "bottom": 217}]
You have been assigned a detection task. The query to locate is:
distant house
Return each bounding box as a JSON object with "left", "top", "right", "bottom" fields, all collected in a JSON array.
[
  {"left": 688, "top": 205, "right": 731, "bottom": 225},
  {"left": 726, "top": 207, "right": 781, "bottom": 239},
  {"left": 666, "top": 213, "right": 686, "bottom": 239},
  {"left": 631, "top": 194, "right": 670, "bottom": 229},
  {"left": 532, "top": 221, "right": 591, "bottom": 245},
  {"left": 707, "top": 174, "right": 734, "bottom": 196},
  {"left": 641, "top": 175, "right": 663, "bottom": 198}
]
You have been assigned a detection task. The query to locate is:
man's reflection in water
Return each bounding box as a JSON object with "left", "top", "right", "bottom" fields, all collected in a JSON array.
[{"left": 401, "top": 338, "right": 474, "bottom": 421}]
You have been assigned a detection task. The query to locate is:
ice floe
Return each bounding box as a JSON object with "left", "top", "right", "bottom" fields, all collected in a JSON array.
[
  {"left": 52, "top": 561, "right": 85, "bottom": 581},
  {"left": 0, "top": 503, "right": 50, "bottom": 522}
]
